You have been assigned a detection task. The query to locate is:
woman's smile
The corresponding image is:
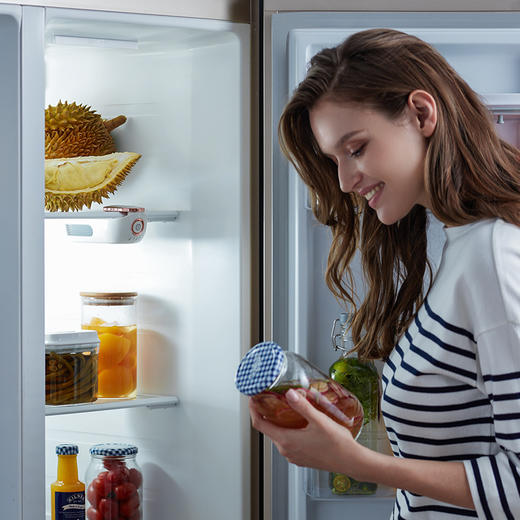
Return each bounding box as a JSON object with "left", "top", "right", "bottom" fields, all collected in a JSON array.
[{"left": 359, "top": 182, "right": 385, "bottom": 207}]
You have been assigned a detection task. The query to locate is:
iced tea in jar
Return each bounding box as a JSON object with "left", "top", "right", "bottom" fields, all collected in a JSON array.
[
  {"left": 80, "top": 292, "right": 137, "bottom": 399},
  {"left": 235, "top": 342, "right": 364, "bottom": 437}
]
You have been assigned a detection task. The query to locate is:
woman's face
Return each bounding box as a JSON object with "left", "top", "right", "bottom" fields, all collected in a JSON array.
[{"left": 309, "top": 98, "right": 431, "bottom": 225}]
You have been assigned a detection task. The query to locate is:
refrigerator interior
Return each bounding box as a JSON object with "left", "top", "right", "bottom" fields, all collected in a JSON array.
[
  {"left": 43, "top": 7, "right": 250, "bottom": 520},
  {"left": 271, "top": 11, "right": 520, "bottom": 520}
]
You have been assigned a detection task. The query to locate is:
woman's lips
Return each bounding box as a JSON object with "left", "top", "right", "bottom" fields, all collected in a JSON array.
[{"left": 362, "top": 182, "right": 384, "bottom": 206}]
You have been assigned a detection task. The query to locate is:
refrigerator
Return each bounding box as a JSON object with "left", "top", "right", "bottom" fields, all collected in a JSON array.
[
  {"left": 3, "top": 1, "right": 520, "bottom": 519},
  {"left": 1, "top": 2, "right": 253, "bottom": 519},
  {"left": 265, "top": 4, "right": 520, "bottom": 520}
]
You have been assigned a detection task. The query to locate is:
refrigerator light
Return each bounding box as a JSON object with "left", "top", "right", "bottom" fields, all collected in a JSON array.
[{"left": 53, "top": 35, "right": 138, "bottom": 49}]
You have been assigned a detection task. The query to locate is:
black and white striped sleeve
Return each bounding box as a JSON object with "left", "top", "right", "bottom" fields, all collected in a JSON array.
[{"left": 463, "top": 323, "right": 520, "bottom": 519}]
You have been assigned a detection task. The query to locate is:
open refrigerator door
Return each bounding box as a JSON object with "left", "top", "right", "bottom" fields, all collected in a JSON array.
[{"left": 268, "top": 10, "right": 520, "bottom": 520}]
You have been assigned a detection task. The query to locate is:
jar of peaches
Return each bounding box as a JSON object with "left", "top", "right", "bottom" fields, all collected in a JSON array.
[{"left": 80, "top": 292, "right": 138, "bottom": 399}]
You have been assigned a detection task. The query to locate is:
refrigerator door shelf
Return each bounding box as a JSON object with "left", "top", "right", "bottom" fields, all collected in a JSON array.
[
  {"left": 303, "top": 425, "right": 396, "bottom": 501},
  {"left": 304, "top": 467, "right": 395, "bottom": 502},
  {"left": 45, "top": 392, "right": 179, "bottom": 416},
  {"left": 483, "top": 93, "right": 520, "bottom": 112}
]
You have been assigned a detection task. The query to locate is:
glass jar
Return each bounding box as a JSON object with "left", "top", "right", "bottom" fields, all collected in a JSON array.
[
  {"left": 85, "top": 443, "right": 142, "bottom": 520},
  {"left": 235, "top": 341, "right": 364, "bottom": 437},
  {"left": 80, "top": 292, "right": 138, "bottom": 399},
  {"left": 328, "top": 312, "right": 381, "bottom": 495},
  {"left": 45, "top": 331, "right": 99, "bottom": 405}
]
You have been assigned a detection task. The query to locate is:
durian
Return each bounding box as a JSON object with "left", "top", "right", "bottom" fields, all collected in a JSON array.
[
  {"left": 45, "top": 101, "right": 127, "bottom": 159},
  {"left": 45, "top": 152, "right": 141, "bottom": 212}
]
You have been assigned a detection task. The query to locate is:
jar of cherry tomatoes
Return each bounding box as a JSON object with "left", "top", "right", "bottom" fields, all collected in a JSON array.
[
  {"left": 85, "top": 443, "right": 143, "bottom": 520},
  {"left": 80, "top": 292, "right": 138, "bottom": 399},
  {"left": 235, "top": 341, "right": 364, "bottom": 438}
]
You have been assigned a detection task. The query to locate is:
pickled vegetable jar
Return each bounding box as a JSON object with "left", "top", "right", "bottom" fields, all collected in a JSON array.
[
  {"left": 85, "top": 443, "right": 142, "bottom": 520},
  {"left": 235, "top": 341, "right": 363, "bottom": 437},
  {"left": 80, "top": 292, "right": 138, "bottom": 398},
  {"left": 45, "top": 331, "right": 99, "bottom": 405}
]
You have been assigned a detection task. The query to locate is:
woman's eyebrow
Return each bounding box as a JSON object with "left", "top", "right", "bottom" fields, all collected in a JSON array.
[{"left": 334, "top": 129, "right": 364, "bottom": 150}]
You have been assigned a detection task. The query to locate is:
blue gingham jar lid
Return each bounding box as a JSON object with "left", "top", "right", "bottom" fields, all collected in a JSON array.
[
  {"left": 235, "top": 341, "right": 286, "bottom": 396},
  {"left": 90, "top": 443, "right": 138, "bottom": 457},
  {"left": 56, "top": 444, "right": 79, "bottom": 455}
]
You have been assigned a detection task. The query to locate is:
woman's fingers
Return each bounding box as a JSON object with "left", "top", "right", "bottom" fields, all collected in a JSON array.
[
  {"left": 247, "top": 393, "right": 358, "bottom": 472},
  {"left": 248, "top": 397, "right": 284, "bottom": 437},
  {"left": 285, "top": 388, "right": 328, "bottom": 424},
  {"left": 249, "top": 389, "right": 325, "bottom": 432}
]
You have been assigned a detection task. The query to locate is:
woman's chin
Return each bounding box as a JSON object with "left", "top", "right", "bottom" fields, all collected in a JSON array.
[
  {"left": 375, "top": 205, "right": 414, "bottom": 226},
  {"left": 376, "top": 209, "right": 398, "bottom": 226}
]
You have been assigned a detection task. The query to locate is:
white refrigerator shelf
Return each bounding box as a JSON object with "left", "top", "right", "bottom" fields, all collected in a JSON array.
[
  {"left": 45, "top": 393, "right": 179, "bottom": 416},
  {"left": 44, "top": 210, "right": 180, "bottom": 222}
]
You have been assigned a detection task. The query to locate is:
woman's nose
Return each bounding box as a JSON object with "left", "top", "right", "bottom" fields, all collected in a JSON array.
[{"left": 337, "top": 160, "right": 360, "bottom": 193}]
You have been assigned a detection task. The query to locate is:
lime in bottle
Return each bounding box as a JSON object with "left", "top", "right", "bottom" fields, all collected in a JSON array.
[{"left": 328, "top": 312, "right": 380, "bottom": 495}]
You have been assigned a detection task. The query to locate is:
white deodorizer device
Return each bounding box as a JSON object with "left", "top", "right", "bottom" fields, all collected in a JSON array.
[{"left": 64, "top": 206, "right": 147, "bottom": 244}]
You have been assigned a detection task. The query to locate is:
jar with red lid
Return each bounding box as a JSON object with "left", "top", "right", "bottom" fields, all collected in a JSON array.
[
  {"left": 85, "top": 443, "right": 143, "bottom": 520},
  {"left": 80, "top": 292, "right": 137, "bottom": 398}
]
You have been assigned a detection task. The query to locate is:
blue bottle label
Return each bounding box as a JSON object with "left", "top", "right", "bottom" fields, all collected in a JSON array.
[{"left": 54, "top": 491, "right": 85, "bottom": 519}]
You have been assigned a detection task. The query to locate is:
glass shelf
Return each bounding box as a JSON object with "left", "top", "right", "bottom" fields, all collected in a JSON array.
[
  {"left": 45, "top": 393, "right": 179, "bottom": 416},
  {"left": 44, "top": 210, "right": 180, "bottom": 222}
]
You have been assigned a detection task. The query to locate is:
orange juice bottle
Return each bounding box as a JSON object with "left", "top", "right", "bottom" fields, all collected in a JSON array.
[{"left": 51, "top": 444, "right": 85, "bottom": 520}]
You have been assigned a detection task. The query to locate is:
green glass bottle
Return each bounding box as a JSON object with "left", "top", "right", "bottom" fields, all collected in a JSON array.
[{"left": 328, "top": 312, "right": 380, "bottom": 495}]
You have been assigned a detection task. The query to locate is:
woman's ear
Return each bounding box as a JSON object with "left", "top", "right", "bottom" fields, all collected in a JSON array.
[{"left": 407, "top": 90, "right": 437, "bottom": 138}]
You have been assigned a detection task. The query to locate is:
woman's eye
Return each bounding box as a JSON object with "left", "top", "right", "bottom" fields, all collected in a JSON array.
[{"left": 349, "top": 143, "right": 366, "bottom": 158}]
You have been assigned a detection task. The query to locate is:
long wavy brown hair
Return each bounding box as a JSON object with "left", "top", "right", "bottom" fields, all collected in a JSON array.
[{"left": 278, "top": 28, "right": 520, "bottom": 360}]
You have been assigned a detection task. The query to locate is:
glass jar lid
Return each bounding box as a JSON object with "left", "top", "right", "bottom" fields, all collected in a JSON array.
[
  {"left": 90, "top": 443, "right": 138, "bottom": 457},
  {"left": 80, "top": 292, "right": 138, "bottom": 299},
  {"left": 235, "top": 341, "right": 285, "bottom": 396},
  {"left": 56, "top": 444, "right": 79, "bottom": 455},
  {"left": 45, "top": 331, "right": 100, "bottom": 353},
  {"left": 80, "top": 292, "right": 138, "bottom": 306}
]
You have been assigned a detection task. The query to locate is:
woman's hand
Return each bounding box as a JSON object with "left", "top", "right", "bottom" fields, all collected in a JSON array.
[
  {"left": 249, "top": 388, "right": 365, "bottom": 477},
  {"left": 250, "top": 389, "right": 475, "bottom": 509}
]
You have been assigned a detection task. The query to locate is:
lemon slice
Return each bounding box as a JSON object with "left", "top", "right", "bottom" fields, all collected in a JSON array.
[
  {"left": 332, "top": 473, "right": 351, "bottom": 494},
  {"left": 309, "top": 380, "right": 328, "bottom": 393}
]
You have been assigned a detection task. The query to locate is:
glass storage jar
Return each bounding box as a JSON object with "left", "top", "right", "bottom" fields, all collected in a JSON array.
[
  {"left": 45, "top": 331, "right": 99, "bottom": 405},
  {"left": 80, "top": 292, "right": 138, "bottom": 399},
  {"left": 235, "top": 341, "right": 364, "bottom": 437},
  {"left": 328, "top": 312, "right": 381, "bottom": 495},
  {"left": 85, "top": 443, "right": 142, "bottom": 520}
]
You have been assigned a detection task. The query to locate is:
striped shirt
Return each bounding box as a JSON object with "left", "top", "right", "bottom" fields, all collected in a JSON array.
[{"left": 382, "top": 218, "right": 520, "bottom": 519}]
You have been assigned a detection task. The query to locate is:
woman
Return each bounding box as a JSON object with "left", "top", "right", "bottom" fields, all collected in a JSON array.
[{"left": 250, "top": 29, "right": 520, "bottom": 519}]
